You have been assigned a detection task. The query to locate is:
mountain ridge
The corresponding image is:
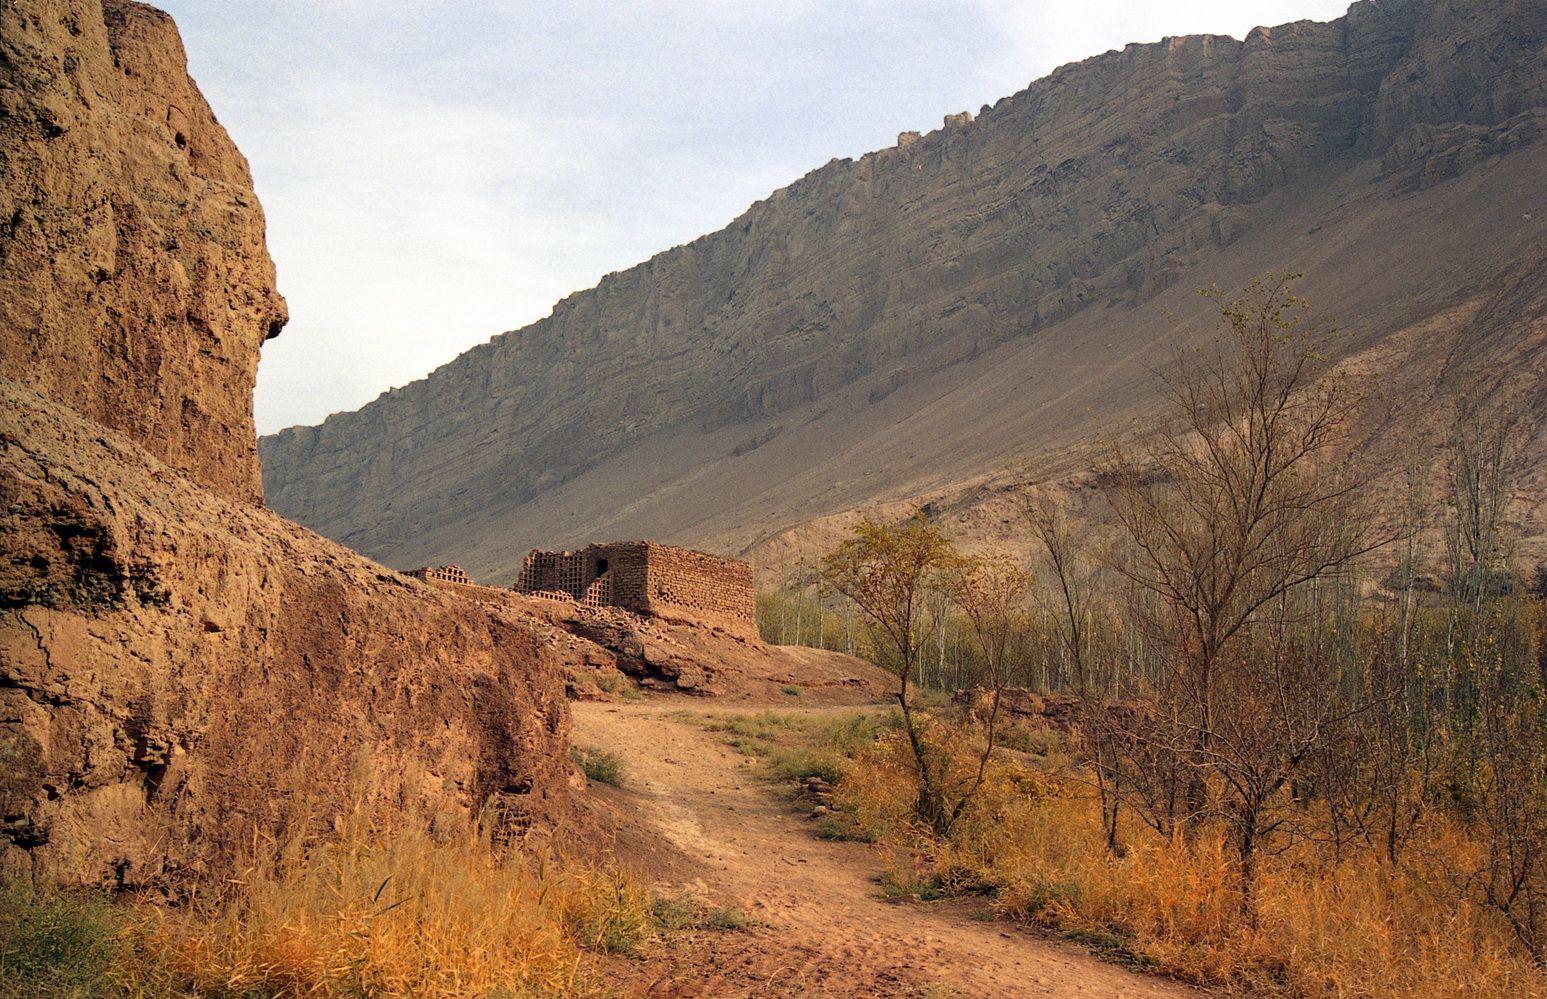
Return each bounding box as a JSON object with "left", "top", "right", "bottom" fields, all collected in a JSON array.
[{"left": 259, "top": 0, "right": 1547, "bottom": 576}]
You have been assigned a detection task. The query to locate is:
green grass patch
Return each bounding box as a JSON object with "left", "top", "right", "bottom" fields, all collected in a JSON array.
[
  {"left": 767, "top": 749, "right": 844, "bottom": 785},
  {"left": 780, "top": 684, "right": 803, "bottom": 697},
  {"left": 813, "top": 814, "right": 877, "bottom": 843},
  {"left": 701, "top": 711, "right": 806, "bottom": 739},
  {"left": 650, "top": 896, "right": 757, "bottom": 933},
  {"left": 571, "top": 745, "right": 625, "bottom": 787},
  {"left": 1002, "top": 876, "right": 1082, "bottom": 919},
  {"left": 726, "top": 735, "right": 772, "bottom": 758},
  {"left": 700, "top": 711, "right": 810, "bottom": 759},
  {"left": 594, "top": 671, "right": 627, "bottom": 694},
  {"left": 1060, "top": 924, "right": 1156, "bottom": 972},
  {"left": 0, "top": 882, "right": 124, "bottom": 999},
  {"left": 818, "top": 710, "right": 899, "bottom": 758},
  {"left": 873, "top": 869, "right": 946, "bottom": 902}
]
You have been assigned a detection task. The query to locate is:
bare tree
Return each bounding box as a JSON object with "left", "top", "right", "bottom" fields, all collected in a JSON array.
[
  {"left": 1434, "top": 389, "right": 1547, "bottom": 958},
  {"left": 1102, "top": 275, "right": 1386, "bottom": 904},
  {"left": 1445, "top": 388, "right": 1524, "bottom": 608},
  {"left": 1019, "top": 487, "right": 1097, "bottom": 697}
]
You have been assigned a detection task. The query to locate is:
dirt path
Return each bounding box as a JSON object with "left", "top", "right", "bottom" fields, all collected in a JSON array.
[{"left": 575, "top": 702, "right": 1203, "bottom": 999}]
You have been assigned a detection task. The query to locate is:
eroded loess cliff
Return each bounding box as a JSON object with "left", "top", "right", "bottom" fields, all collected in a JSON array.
[
  {"left": 0, "top": 0, "right": 287, "bottom": 505},
  {"left": 0, "top": 0, "right": 577, "bottom": 886},
  {"left": 258, "top": 0, "right": 1547, "bottom": 572},
  {"left": 0, "top": 384, "right": 578, "bottom": 884}
]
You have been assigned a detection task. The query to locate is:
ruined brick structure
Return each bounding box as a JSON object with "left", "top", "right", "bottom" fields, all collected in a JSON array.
[
  {"left": 516, "top": 541, "right": 756, "bottom": 635},
  {"left": 406, "top": 564, "right": 473, "bottom": 586}
]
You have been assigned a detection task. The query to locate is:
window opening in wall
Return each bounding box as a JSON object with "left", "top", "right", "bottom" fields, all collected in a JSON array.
[{"left": 597, "top": 558, "right": 609, "bottom": 575}]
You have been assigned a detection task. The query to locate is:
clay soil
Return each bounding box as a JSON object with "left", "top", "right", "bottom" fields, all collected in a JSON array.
[{"left": 577, "top": 701, "right": 1203, "bottom": 998}]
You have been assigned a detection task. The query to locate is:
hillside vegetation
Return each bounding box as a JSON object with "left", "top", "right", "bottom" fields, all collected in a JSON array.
[{"left": 792, "top": 281, "right": 1547, "bottom": 997}]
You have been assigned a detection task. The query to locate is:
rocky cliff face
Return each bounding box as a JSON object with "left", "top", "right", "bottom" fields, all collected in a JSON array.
[
  {"left": 0, "top": 0, "right": 287, "bottom": 505},
  {"left": 0, "top": 384, "right": 578, "bottom": 885},
  {"left": 0, "top": 1, "right": 578, "bottom": 886},
  {"left": 259, "top": 0, "right": 1547, "bottom": 571}
]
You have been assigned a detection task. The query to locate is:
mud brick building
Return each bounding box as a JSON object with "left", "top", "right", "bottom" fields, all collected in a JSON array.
[
  {"left": 406, "top": 564, "right": 474, "bottom": 586},
  {"left": 515, "top": 541, "right": 756, "bottom": 635}
]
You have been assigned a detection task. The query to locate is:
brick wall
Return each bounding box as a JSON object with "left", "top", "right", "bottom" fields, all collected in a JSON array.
[
  {"left": 407, "top": 564, "right": 472, "bottom": 585},
  {"left": 640, "top": 543, "right": 755, "bottom": 625},
  {"left": 515, "top": 540, "right": 754, "bottom": 633}
]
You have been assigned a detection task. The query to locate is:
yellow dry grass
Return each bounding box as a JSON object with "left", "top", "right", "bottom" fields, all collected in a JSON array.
[
  {"left": 114, "top": 800, "right": 650, "bottom": 998},
  {"left": 837, "top": 732, "right": 1547, "bottom": 999}
]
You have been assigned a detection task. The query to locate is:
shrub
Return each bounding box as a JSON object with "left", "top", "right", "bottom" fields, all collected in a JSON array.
[
  {"left": 650, "top": 896, "right": 755, "bottom": 932},
  {"left": 813, "top": 814, "right": 878, "bottom": 843},
  {"left": 768, "top": 749, "right": 845, "bottom": 785},
  {"left": 572, "top": 746, "right": 625, "bottom": 787},
  {"left": 873, "top": 868, "right": 945, "bottom": 902}
]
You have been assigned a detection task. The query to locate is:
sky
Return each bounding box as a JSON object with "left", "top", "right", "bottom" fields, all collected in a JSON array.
[{"left": 156, "top": 1, "right": 1352, "bottom": 435}]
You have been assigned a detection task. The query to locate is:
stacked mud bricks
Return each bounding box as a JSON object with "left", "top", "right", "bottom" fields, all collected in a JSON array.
[
  {"left": 406, "top": 564, "right": 473, "bottom": 586},
  {"left": 516, "top": 541, "right": 755, "bottom": 635}
]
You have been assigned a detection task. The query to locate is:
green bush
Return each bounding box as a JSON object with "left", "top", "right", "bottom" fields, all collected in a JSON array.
[
  {"left": 873, "top": 869, "right": 945, "bottom": 901},
  {"left": 650, "top": 896, "right": 755, "bottom": 932},
  {"left": 813, "top": 814, "right": 877, "bottom": 843},
  {"left": 819, "top": 710, "right": 898, "bottom": 759},
  {"left": 768, "top": 749, "right": 844, "bottom": 785},
  {"left": 1000, "top": 876, "right": 1082, "bottom": 920},
  {"left": 571, "top": 746, "right": 625, "bottom": 787}
]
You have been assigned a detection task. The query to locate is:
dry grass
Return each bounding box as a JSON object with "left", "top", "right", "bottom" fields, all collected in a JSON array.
[
  {"left": 836, "top": 731, "right": 1547, "bottom": 999},
  {"left": 42, "top": 797, "right": 656, "bottom": 998},
  {"left": 128, "top": 819, "right": 645, "bottom": 997}
]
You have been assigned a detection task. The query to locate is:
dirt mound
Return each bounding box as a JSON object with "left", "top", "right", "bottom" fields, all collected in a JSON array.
[
  {"left": 548, "top": 602, "right": 893, "bottom": 704},
  {"left": 406, "top": 585, "right": 895, "bottom": 704}
]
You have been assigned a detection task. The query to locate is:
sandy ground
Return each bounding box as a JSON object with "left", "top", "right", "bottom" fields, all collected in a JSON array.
[{"left": 575, "top": 701, "right": 1203, "bottom": 998}]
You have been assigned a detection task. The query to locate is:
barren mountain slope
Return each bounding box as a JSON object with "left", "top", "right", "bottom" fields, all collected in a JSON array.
[{"left": 260, "top": 0, "right": 1547, "bottom": 578}]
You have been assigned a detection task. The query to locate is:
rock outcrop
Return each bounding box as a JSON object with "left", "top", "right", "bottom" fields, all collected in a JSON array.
[
  {"left": 526, "top": 599, "right": 891, "bottom": 702},
  {"left": 0, "top": 384, "right": 577, "bottom": 885},
  {"left": 0, "top": 1, "right": 576, "bottom": 886},
  {"left": 0, "top": 0, "right": 287, "bottom": 505},
  {"left": 258, "top": 0, "right": 1547, "bottom": 574}
]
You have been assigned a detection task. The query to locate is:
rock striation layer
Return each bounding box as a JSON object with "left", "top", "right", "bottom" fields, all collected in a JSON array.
[
  {"left": 259, "top": 0, "right": 1547, "bottom": 570},
  {"left": 0, "top": 1, "right": 576, "bottom": 886}
]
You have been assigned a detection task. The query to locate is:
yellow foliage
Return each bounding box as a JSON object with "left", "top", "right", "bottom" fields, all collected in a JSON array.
[{"left": 842, "top": 750, "right": 1547, "bottom": 999}]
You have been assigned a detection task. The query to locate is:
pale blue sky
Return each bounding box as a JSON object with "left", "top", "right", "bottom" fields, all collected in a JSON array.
[{"left": 156, "top": 1, "right": 1351, "bottom": 434}]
